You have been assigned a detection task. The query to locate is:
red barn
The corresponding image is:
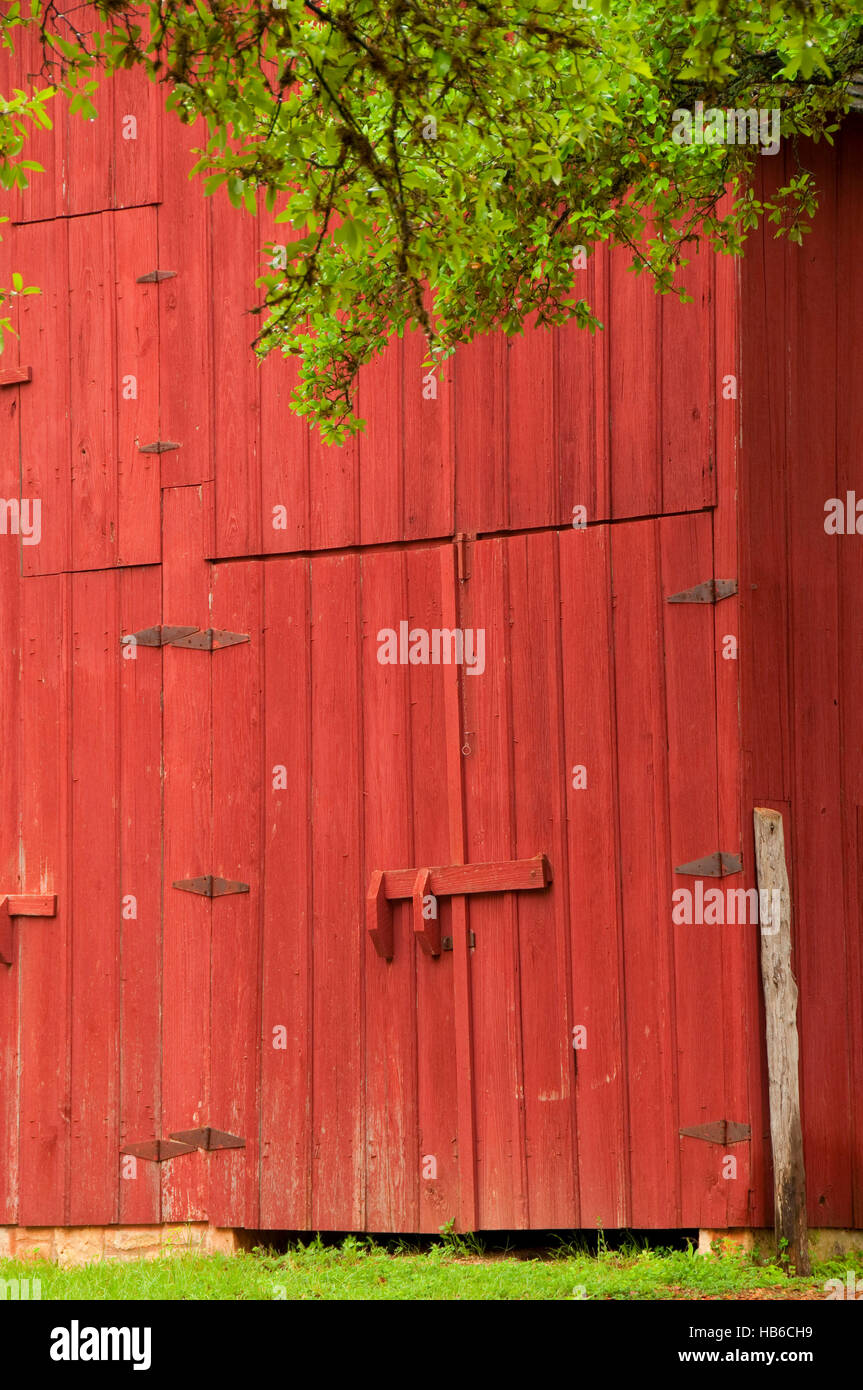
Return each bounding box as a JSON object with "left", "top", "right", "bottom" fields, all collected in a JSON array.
[{"left": 0, "top": 37, "right": 860, "bottom": 1251}]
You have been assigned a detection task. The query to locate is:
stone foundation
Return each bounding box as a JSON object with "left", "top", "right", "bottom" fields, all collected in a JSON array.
[
  {"left": 0, "top": 1224, "right": 253, "bottom": 1267},
  {"left": 698, "top": 1228, "right": 863, "bottom": 1259}
]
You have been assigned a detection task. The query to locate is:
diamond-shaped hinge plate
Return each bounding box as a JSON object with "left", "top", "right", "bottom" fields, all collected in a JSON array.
[
  {"left": 169, "top": 1127, "right": 245, "bottom": 1152},
  {"left": 136, "top": 270, "right": 177, "bottom": 283},
  {"left": 675, "top": 851, "right": 742, "bottom": 878},
  {"left": 679, "top": 1121, "right": 751, "bottom": 1144},
  {"left": 121, "top": 625, "right": 199, "bottom": 648},
  {"left": 138, "top": 440, "right": 181, "bottom": 454},
  {"left": 666, "top": 579, "right": 738, "bottom": 604},
  {"left": 173, "top": 876, "right": 250, "bottom": 897},
  {"left": 168, "top": 629, "right": 250, "bottom": 650},
  {"left": 121, "top": 1139, "right": 197, "bottom": 1162}
]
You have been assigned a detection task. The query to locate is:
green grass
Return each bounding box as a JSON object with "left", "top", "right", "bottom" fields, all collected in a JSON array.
[{"left": 2, "top": 1235, "right": 862, "bottom": 1300}]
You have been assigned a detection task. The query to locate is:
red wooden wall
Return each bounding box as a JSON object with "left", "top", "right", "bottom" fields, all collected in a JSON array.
[
  {"left": 0, "top": 38, "right": 859, "bottom": 1232},
  {"left": 738, "top": 123, "right": 863, "bottom": 1231}
]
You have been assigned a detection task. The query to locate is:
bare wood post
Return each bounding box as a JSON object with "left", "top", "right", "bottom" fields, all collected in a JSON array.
[{"left": 753, "top": 808, "right": 810, "bottom": 1275}]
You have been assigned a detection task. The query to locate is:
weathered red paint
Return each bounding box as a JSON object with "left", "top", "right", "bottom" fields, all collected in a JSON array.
[{"left": 0, "top": 45, "right": 861, "bottom": 1234}]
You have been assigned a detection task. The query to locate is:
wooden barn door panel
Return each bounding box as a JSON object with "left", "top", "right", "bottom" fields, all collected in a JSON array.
[{"left": 17, "top": 207, "right": 161, "bottom": 577}]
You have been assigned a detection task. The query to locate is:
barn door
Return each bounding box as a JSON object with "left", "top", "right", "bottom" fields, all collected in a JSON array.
[{"left": 154, "top": 502, "right": 740, "bottom": 1234}]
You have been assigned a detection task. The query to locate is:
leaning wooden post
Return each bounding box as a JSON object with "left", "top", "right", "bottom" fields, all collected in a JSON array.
[{"left": 753, "top": 808, "right": 810, "bottom": 1275}]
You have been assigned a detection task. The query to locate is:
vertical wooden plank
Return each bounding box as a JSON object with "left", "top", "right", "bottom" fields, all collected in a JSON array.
[
  {"left": 259, "top": 212, "right": 310, "bottom": 553},
  {"left": 454, "top": 335, "right": 507, "bottom": 535},
  {"left": 557, "top": 251, "right": 610, "bottom": 527},
  {"left": 69, "top": 213, "right": 117, "bottom": 571},
  {"left": 115, "top": 207, "right": 160, "bottom": 566},
  {"left": 753, "top": 808, "right": 810, "bottom": 1274},
  {"left": 410, "top": 545, "right": 460, "bottom": 1231},
  {"left": 402, "top": 321, "right": 453, "bottom": 543},
  {"left": 112, "top": 60, "right": 162, "bottom": 209},
  {"left": 459, "top": 537, "right": 528, "bottom": 1227},
  {"left": 837, "top": 127, "right": 863, "bottom": 1227},
  {"left": 212, "top": 193, "right": 261, "bottom": 557},
  {"left": 11, "top": 26, "right": 62, "bottom": 225},
  {"left": 506, "top": 322, "right": 556, "bottom": 529},
  {"left": 161, "top": 485, "right": 212, "bottom": 1221},
  {"left": 359, "top": 339, "right": 403, "bottom": 545},
  {"left": 712, "top": 238, "right": 754, "bottom": 1228},
  {"left": 64, "top": 70, "right": 114, "bottom": 216},
  {"left": 559, "top": 523, "right": 629, "bottom": 1228},
  {"left": 158, "top": 116, "right": 214, "bottom": 489},
  {"left": 660, "top": 250, "right": 715, "bottom": 512},
  {"left": 785, "top": 142, "right": 851, "bottom": 1226},
  {"left": 611, "top": 518, "right": 681, "bottom": 1226},
  {"left": 308, "top": 427, "right": 360, "bottom": 552},
  {"left": 117, "top": 565, "right": 162, "bottom": 1225},
  {"left": 506, "top": 532, "right": 578, "bottom": 1226},
  {"left": 0, "top": 308, "right": 21, "bottom": 1222},
  {"left": 208, "top": 560, "right": 263, "bottom": 1229},
  {"left": 17, "top": 574, "right": 70, "bottom": 1226},
  {"left": 661, "top": 510, "right": 728, "bottom": 1228},
  {"left": 608, "top": 249, "right": 660, "bottom": 519},
  {"left": 19, "top": 217, "right": 72, "bottom": 577},
  {"left": 68, "top": 571, "right": 120, "bottom": 1225},
  {"left": 259, "top": 557, "right": 313, "bottom": 1228},
  {"left": 310, "top": 553, "right": 364, "bottom": 1229},
  {"left": 361, "top": 549, "right": 419, "bottom": 1230},
  {"left": 440, "top": 543, "right": 477, "bottom": 1231}
]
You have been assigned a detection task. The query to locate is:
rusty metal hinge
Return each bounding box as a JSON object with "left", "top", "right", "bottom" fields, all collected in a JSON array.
[
  {"left": 120, "top": 625, "right": 199, "bottom": 648},
  {"left": 455, "top": 532, "right": 476, "bottom": 583},
  {"left": 442, "top": 932, "right": 476, "bottom": 951},
  {"left": 138, "top": 440, "right": 181, "bottom": 454},
  {"left": 666, "top": 579, "right": 737, "bottom": 604},
  {"left": 0, "top": 894, "right": 58, "bottom": 965},
  {"left": 169, "top": 628, "right": 250, "bottom": 650},
  {"left": 136, "top": 270, "right": 177, "bottom": 283},
  {"left": 173, "top": 876, "right": 250, "bottom": 897},
  {"left": 675, "top": 851, "right": 742, "bottom": 878},
  {"left": 679, "top": 1120, "right": 751, "bottom": 1144},
  {"left": 169, "top": 1127, "right": 245, "bottom": 1151},
  {"left": 0, "top": 366, "right": 32, "bottom": 387},
  {"left": 120, "top": 1139, "right": 197, "bottom": 1162}
]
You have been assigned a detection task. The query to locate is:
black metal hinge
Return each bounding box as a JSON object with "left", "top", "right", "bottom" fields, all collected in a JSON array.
[
  {"left": 169, "top": 1127, "right": 245, "bottom": 1151},
  {"left": 120, "top": 625, "right": 198, "bottom": 648},
  {"left": 173, "top": 876, "right": 250, "bottom": 898},
  {"left": 680, "top": 1121, "right": 751, "bottom": 1144},
  {"left": 121, "top": 1139, "right": 197, "bottom": 1162},
  {"left": 169, "top": 628, "right": 250, "bottom": 650},
  {"left": 666, "top": 579, "right": 737, "bottom": 604},
  {"left": 675, "top": 851, "right": 743, "bottom": 878}
]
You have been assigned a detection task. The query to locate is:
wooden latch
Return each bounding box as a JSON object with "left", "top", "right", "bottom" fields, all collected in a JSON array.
[
  {"left": 367, "top": 854, "right": 551, "bottom": 960},
  {"left": 679, "top": 1120, "right": 751, "bottom": 1144},
  {"left": 675, "top": 851, "right": 742, "bottom": 877},
  {"left": 0, "top": 366, "right": 32, "bottom": 387},
  {"left": 0, "top": 894, "right": 57, "bottom": 966},
  {"left": 666, "top": 579, "right": 737, "bottom": 604}
]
